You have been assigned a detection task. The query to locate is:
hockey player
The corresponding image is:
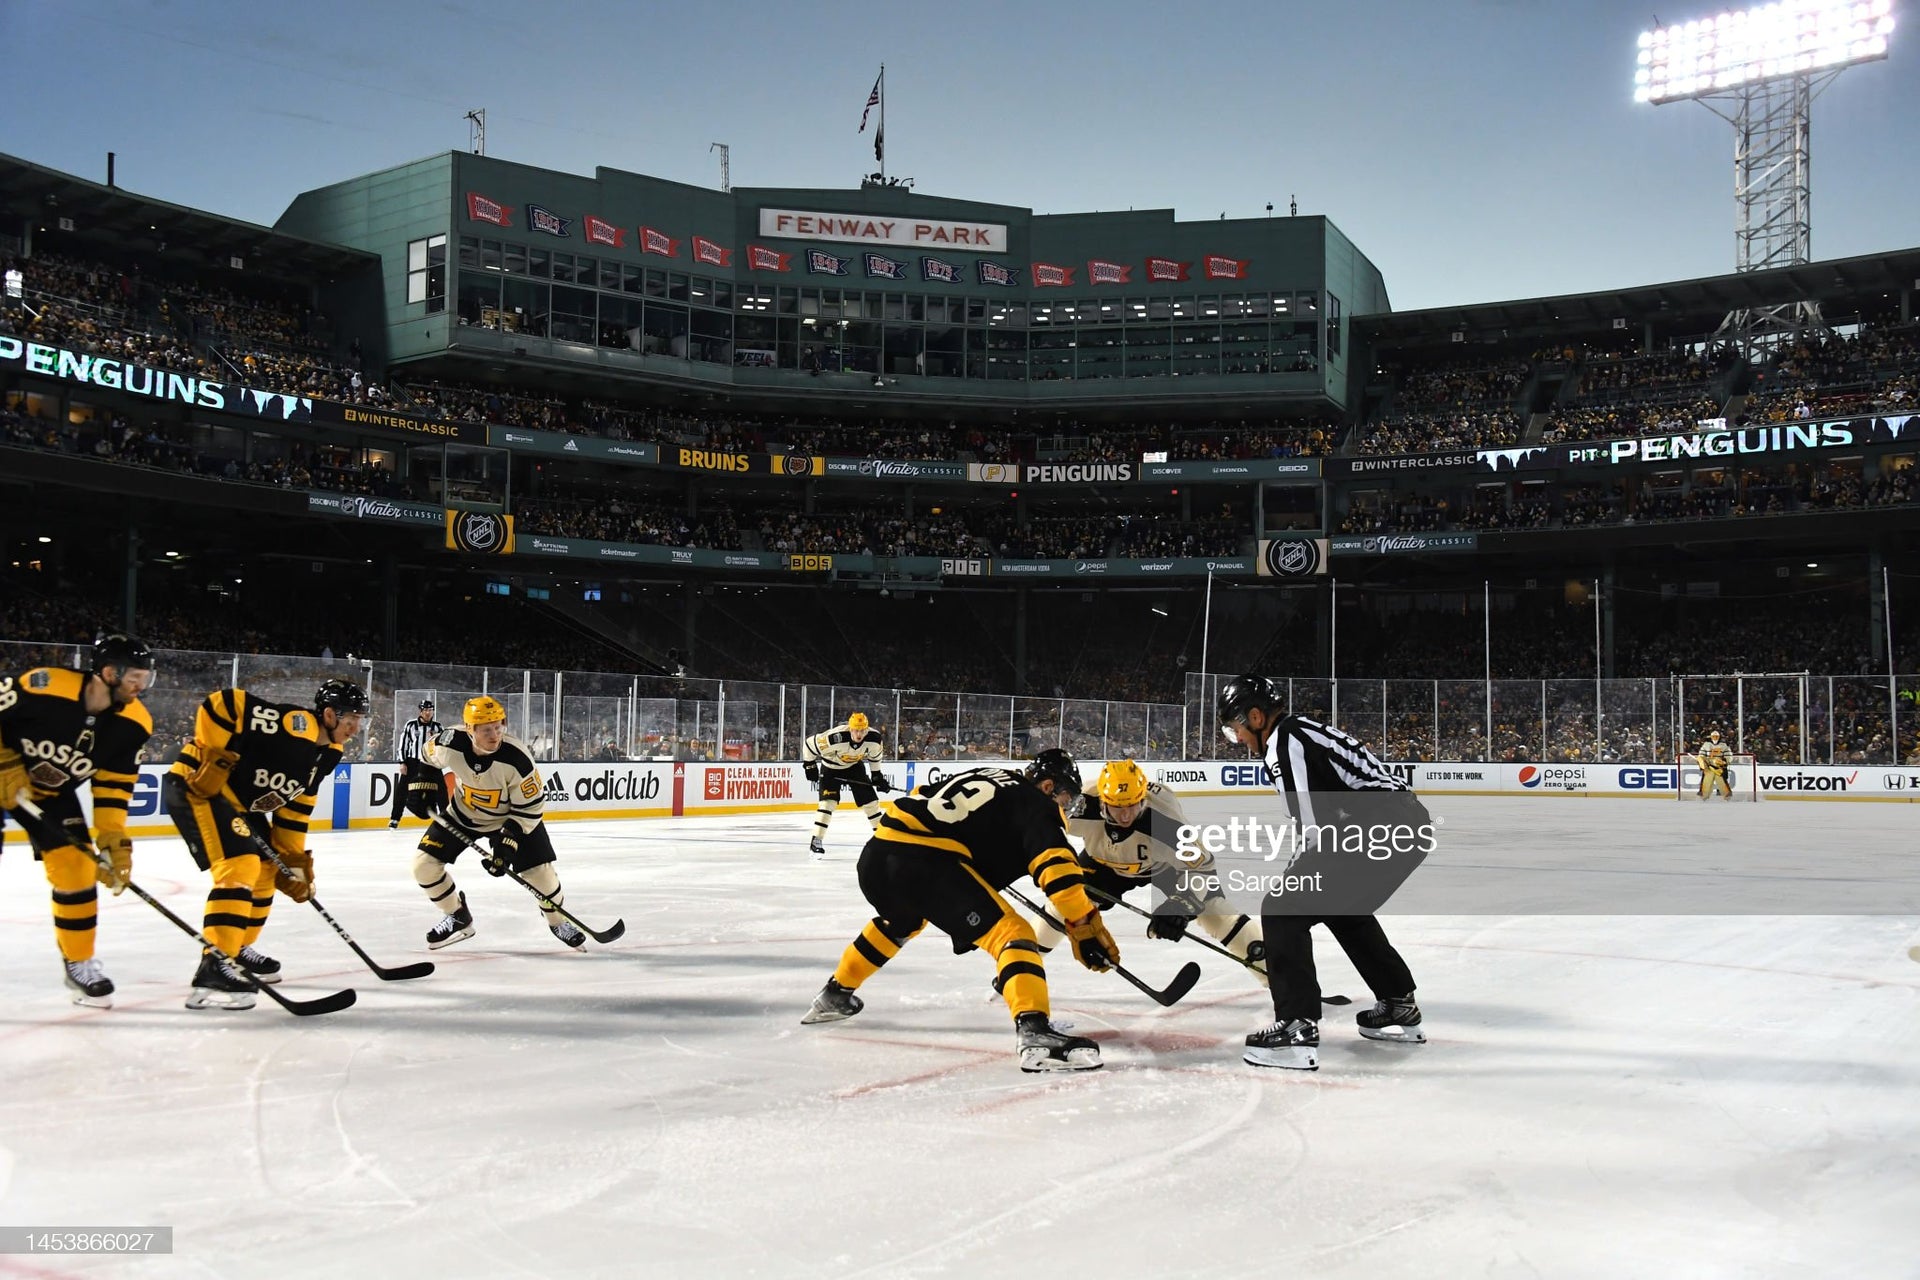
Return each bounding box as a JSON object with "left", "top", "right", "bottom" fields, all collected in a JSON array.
[
  {"left": 0, "top": 634, "right": 155, "bottom": 1007},
  {"left": 412, "top": 695, "right": 584, "bottom": 950},
  {"left": 389, "top": 699, "right": 446, "bottom": 827},
  {"left": 1030, "top": 759, "right": 1267, "bottom": 986},
  {"left": 801, "top": 710, "right": 891, "bottom": 859},
  {"left": 165, "top": 679, "right": 367, "bottom": 1010},
  {"left": 800, "top": 749, "right": 1120, "bottom": 1072},
  {"left": 1695, "top": 729, "right": 1733, "bottom": 800},
  {"left": 1218, "top": 674, "right": 1427, "bottom": 1071}
]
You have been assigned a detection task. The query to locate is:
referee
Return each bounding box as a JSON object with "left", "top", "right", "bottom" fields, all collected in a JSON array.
[
  {"left": 389, "top": 699, "right": 446, "bottom": 828},
  {"left": 1216, "top": 674, "right": 1428, "bottom": 1071}
]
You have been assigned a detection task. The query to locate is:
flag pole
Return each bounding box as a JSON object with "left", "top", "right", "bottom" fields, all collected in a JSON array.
[{"left": 878, "top": 64, "right": 886, "bottom": 182}]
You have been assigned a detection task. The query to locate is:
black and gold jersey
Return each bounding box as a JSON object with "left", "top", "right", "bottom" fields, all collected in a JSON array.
[
  {"left": 802, "top": 723, "right": 883, "bottom": 772},
  {"left": 877, "top": 767, "right": 1096, "bottom": 921},
  {"left": 425, "top": 727, "right": 545, "bottom": 832},
  {"left": 0, "top": 666, "right": 152, "bottom": 837},
  {"left": 168, "top": 688, "right": 341, "bottom": 854}
]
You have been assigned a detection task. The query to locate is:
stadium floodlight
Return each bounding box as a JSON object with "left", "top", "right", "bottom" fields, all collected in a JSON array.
[{"left": 1636, "top": 0, "right": 1896, "bottom": 347}]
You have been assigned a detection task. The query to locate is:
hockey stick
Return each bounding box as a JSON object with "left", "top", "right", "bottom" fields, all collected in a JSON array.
[
  {"left": 1084, "top": 884, "right": 1353, "bottom": 1006},
  {"left": 212, "top": 797, "right": 435, "bottom": 982},
  {"left": 431, "top": 819, "right": 625, "bottom": 943},
  {"left": 1001, "top": 884, "right": 1201, "bottom": 1008},
  {"left": 12, "top": 798, "right": 356, "bottom": 1016}
]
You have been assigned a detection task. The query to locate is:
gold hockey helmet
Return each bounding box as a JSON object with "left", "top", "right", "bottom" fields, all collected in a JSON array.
[
  {"left": 847, "top": 712, "right": 870, "bottom": 735},
  {"left": 464, "top": 695, "right": 508, "bottom": 726},
  {"left": 1096, "top": 759, "right": 1150, "bottom": 824}
]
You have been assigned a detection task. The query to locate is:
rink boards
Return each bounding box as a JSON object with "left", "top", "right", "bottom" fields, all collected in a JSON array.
[{"left": 7, "top": 755, "right": 1916, "bottom": 845}]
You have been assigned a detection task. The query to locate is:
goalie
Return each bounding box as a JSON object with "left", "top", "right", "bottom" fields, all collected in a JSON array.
[
  {"left": 1695, "top": 729, "right": 1734, "bottom": 800},
  {"left": 800, "top": 711, "right": 890, "bottom": 859},
  {"left": 1024, "top": 759, "right": 1267, "bottom": 988}
]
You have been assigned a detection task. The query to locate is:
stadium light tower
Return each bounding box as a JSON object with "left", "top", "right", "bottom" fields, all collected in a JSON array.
[{"left": 1636, "top": 0, "right": 1894, "bottom": 346}]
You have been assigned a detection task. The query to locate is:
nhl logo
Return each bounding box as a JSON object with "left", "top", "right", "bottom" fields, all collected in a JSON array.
[
  {"left": 1264, "top": 538, "right": 1320, "bottom": 578},
  {"left": 453, "top": 512, "right": 508, "bottom": 554}
]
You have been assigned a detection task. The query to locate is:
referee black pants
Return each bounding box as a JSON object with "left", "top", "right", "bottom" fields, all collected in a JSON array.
[{"left": 1261, "top": 914, "right": 1415, "bottom": 1022}]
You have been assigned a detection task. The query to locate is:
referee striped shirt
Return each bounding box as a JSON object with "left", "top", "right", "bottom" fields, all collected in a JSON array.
[
  {"left": 1260, "top": 713, "right": 1408, "bottom": 833},
  {"left": 398, "top": 718, "right": 442, "bottom": 764}
]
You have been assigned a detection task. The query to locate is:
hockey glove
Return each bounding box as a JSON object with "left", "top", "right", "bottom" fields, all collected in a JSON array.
[
  {"left": 1065, "top": 911, "right": 1119, "bottom": 973},
  {"left": 869, "top": 769, "right": 893, "bottom": 792},
  {"left": 273, "top": 848, "right": 314, "bottom": 903},
  {"left": 95, "top": 833, "right": 133, "bottom": 896},
  {"left": 803, "top": 761, "right": 819, "bottom": 784},
  {"left": 184, "top": 747, "right": 241, "bottom": 801},
  {"left": 0, "top": 746, "right": 28, "bottom": 810},
  {"left": 1145, "top": 913, "right": 1190, "bottom": 942},
  {"left": 483, "top": 826, "right": 521, "bottom": 877}
]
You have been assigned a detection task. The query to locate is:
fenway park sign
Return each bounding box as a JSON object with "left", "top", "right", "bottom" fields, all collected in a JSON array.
[{"left": 759, "top": 208, "right": 1008, "bottom": 253}]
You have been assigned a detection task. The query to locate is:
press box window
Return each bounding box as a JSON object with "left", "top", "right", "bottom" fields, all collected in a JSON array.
[{"left": 408, "top": 235, "right": 447, "bottom": 312}]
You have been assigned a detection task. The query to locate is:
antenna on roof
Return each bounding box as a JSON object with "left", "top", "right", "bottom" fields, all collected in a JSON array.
[
  {"left": 465, "top": 109, "right": 487, "bottom": 156},
  {"left": 710, "top": 143, "right": 731, "bottom": 193}
]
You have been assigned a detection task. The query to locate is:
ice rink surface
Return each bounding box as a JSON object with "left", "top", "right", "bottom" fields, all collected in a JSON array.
[{"left": 1, "top": 797, "right": 1917, "bottom": 1279}]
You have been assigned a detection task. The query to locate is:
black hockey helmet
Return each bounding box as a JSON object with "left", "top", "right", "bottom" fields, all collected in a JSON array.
[
  {"left": 90, "top": 632, "right": 155, "bottom": 678},
  {"left": 1217, "top": 674, "right": 1283, "bottom": 729},
  {"left": 315, "top": 679, "right": 370, "bottom": 716},
  {"left": 1025, "top": 748, "right": 1083, "bottom": 797},
  {"left": 418, "top": 698, "right": 436, "bottom": 711}
]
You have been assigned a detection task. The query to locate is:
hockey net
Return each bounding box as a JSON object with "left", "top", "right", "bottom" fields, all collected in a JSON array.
[{"left": 1676, "top": 753, "right": 1759, "bottom": 801}]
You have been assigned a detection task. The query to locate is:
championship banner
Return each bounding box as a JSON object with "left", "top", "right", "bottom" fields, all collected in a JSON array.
[
  {"left": 465, "top": 192, "right": 511, "bottom": 226},
  {"left": 446, "top": 511, "right": 516, "bottom": 555},
  {"left": 1145, "top": 257, "right": 1190, "bottom": 282},
  {"left": 807, "top": 249, "right": 851, "bottom": 276},
  {"left": 746, "top": 245, "right": 792, "bottom": 272},
  {"left": 1203, "top": 254, "right": 1249, "bottom": 280},
  {"left": 1088, "top": 259, "right": 1132, "bottom": 285},
  {"left": 1257, "top": 538, "right": 1328, "bottom": 577},
  {"left": 639, "top": 226, "right": 680, "bottom": 257},
  {"left": 583, "top": 215, "right": 626, "bottom": 248},
  {"left": 977, "top": 260, "right": 1018, "bottom": 287},
  {"left": 920, "top": 256, "right": 963, "bottom": 284},
  {"left": 693, "top": 236, "right": 732, "bottom": 267},
  {"left": 1031, "top": 262, "right": 1074, "bottom": 288},
  {"left": 526, "top": 205, "right": 571, "bottom": 237},
  {"left": 864, "top": 252, "right": 906, "bottom": 280}
]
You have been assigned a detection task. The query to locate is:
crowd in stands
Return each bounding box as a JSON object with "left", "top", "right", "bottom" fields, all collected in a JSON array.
[
  {"left": 516, "top": 496, "right": 742, "bottom": 549},
  {"left": 1357, "top": 408, "right": 1523, "bottom": 454},
  {"left": 1113, "top": 512, "right": 1246, "bottom": 557},
  {"left": 1392, "top": 358, "right": 1527, "bottom": 411}
]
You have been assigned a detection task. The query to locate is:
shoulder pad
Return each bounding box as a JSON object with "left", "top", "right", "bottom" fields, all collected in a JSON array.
[
  {"left": 116, "top": 700, "right": 156, "bottom": 734},
  {"left": 24, "top": 668, "right": 84, "bottom": 699},
  {"left": 283, "top": 708, "right": 322, "bottom": 742}
]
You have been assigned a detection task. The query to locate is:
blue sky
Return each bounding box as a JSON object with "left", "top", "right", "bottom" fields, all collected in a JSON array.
[{"left": 6, "top": 0, "right": 1915, "bottom": 311}]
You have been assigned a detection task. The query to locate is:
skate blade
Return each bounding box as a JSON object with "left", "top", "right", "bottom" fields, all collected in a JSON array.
[
  {"left": 1019, "top": 1047, "right": 1102, "bottom": 1072},
  {"left": 244, "top": 971, "right": 283, "bottom": 985},
  {"left": 800, "top": 1006, "right": 856, "bottom": 1025},
  {"left": 1358, "top": 1024, "right": 1426, "bottom": 1044},
  {"left": 185, "top": 989, "right": 257, "bottom": 1011},
  {"left": 69, "top": 991, "right": 114, "bottom": 1009},
  {"left": 1244, "top": 1044, "right": 1318, "bottom": 1070},
  {"left": 427, "top": 926, "right": 476, "bottom": 951}
]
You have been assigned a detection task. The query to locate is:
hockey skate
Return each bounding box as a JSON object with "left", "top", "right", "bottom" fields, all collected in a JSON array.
[
  {"left": 62, "top": 958, "right": 115, "bottom": 1008},
  {"left": 237, "top": 945, "right": 283, "bottom": 985},
  {"left": 426, "top": 896, "right": 475, "bottom": 950},
  {"left": 1356, "top": 994, "right": 1426, "bottom": 1044},
  {"left": 185, "top": 953, "right": 257, "bottom": 1011},
  {"left": 1244, "top": 1018, "right": 1318, "bottom": 1070},
  {"left": 800, "top": 978, "right": 863, "bottom": 1024},
  {"left": 808, "top": 837, "right": 826, "bottom": 860},
  {"left": 550, "top": 920, "right": 586, "bottom": 950},
  {"left": 1015, "top": 1011, "right": 1101, "bottom": 1072}
]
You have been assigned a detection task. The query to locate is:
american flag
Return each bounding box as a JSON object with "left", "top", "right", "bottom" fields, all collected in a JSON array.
[{"left": 859, "top": 72, "right": 881, "bottom": 133}]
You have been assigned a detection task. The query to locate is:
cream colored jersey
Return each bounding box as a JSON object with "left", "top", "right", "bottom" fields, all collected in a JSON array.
[
  {"left": 425, "top": 727, "right": 545, "bottom": 833},
  {"left": 1068, "top": 779, "right": 1197, "bottom": 879},
  {"left": 801, "top": 723, "right": 883, "bottom": 772}
]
